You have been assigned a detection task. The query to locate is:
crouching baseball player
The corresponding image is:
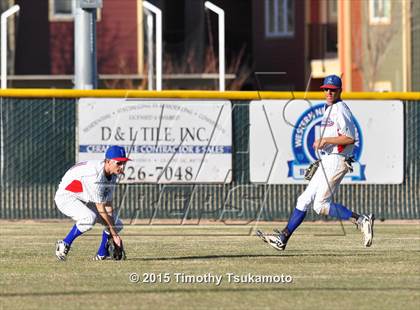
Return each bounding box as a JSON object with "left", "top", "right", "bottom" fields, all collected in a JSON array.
[
  {"left": 55, "top": 145, "right": 128, "bottom": 261},
  {"left": 257, "top": 75, "right": 374, "bottom": 251}
]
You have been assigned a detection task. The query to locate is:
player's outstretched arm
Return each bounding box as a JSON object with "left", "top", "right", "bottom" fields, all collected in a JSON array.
[{"left": 95, "top": 203, "right": 122, "bottom": 247}]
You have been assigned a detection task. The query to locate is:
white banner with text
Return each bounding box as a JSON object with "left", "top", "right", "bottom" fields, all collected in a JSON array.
[
  {"left": 250, "top": 100, "right": 404, "bottom": 184},
  {"left": 78, "top": 98, "right": 232, "bottom": 183}
]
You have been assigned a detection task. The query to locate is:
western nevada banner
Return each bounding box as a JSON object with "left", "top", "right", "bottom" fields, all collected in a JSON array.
[
  {"left": 249, "top": 100, "right": 404, "bottom": 184},
  {"left": 78, "top": 98, "right": 232, "bottom": 184}
]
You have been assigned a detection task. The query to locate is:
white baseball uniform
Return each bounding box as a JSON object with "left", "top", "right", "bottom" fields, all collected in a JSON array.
[
  {"left": 55, "top": 160, "right": 122, "bottom": 233},
  {"left": 296, "top": 100, "right": 356, "bottom": 215}
]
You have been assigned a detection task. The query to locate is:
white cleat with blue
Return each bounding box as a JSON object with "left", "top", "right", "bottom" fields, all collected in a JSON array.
[
  {"left": 359, "top": 214, "right": 375, "bottom": 247},
  {"left": 55, "top": 240, "right": 70, "bottom": 261}
]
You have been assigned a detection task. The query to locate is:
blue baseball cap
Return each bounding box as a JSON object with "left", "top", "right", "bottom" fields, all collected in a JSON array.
[
  {"left": 320, "top": 75, "right": 342, "bottom": 89},
  {"left": 105, "top": 145, "right": 130, "bottom": 162}
]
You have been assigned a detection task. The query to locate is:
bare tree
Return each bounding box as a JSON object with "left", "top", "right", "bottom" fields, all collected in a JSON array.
[
  {"left": 161, "top": 45, "right": 251, "bottom": 90},
  {"left": 353, "top": 4, "right": 401, "bottom": 91},
  {"left": 159, "top": 11, "right": 251, "bottom": 91}
]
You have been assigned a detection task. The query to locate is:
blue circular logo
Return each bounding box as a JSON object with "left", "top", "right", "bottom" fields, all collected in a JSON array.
[{"left": 291, "top": 103, "right": 363, "bottom": 163}]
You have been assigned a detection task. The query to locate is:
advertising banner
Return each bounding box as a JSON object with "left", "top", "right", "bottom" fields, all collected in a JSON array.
[
  {"left": 78, "top": 98, "right": 232, "bottom": 183},
  {"left": 250, "top": 100, "right": 404, "bottom": 184}
]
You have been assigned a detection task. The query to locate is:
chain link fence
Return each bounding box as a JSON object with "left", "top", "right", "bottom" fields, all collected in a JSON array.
[{"left": 0, "top": 96, "right": 418, "bottom": 220}]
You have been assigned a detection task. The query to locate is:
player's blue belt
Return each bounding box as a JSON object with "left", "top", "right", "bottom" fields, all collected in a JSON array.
[{"left": 319, "top": 151, "right": 347, "bottom": 157}]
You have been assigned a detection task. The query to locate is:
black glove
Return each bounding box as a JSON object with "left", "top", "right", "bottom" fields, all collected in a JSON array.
[
  {"left": 344, "top": 157, "right": 355, "bottom": 173},
  {"left": 304, "top": 159, "right": 321, "bottom": 181},
  {"left": 110, "top": 239, "right": 126, "bottom": 261}
]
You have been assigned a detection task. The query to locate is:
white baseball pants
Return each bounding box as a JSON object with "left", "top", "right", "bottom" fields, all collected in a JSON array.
[
  {"left": 55, "top": 192, "right": 123, "bottom": 233},
  {"left": 296, "top": 154, "right": 348, "bottom": 215}
]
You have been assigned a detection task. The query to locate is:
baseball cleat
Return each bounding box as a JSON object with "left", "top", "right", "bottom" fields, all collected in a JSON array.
[
  {"left": 256, "top": 230, "right": 288, "bottom": 251},
  {"left": 256, "top": 230, "right": 279, "bottom": 243},
  {"left": 55, "top": 240, "right": 70, "bottom": 261},
  {"left": 359, "top": 214, "right": 375, "bottom": 247},
  {"left": 93, "top": 254, "right": 110, "bottom": 261},
  {"left": 264, "top": 234, "right": 288, "bottom": 251}
]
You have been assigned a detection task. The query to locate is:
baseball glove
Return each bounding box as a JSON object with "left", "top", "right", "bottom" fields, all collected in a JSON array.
[
  {"left": 304, "top": 159, "right": 321, "bottom": 181},
  {"left": 109, "top": 239, "right": 126, "bottom": 261},
  {"left": 344, "top": 157, "right": 355, "bottom": 173}
]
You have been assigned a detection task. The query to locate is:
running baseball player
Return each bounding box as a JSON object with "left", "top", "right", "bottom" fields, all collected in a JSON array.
[
  {"left": 55, "top": 145, "right": 129, "bottom": 260},
  {"left": 258, "top": 75, "right": 374, "bottom": 250}
]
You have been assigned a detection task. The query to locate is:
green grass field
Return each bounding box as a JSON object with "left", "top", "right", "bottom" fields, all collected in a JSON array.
[{"left": 1, "top": 221, "right": 419, "bottom": 310}]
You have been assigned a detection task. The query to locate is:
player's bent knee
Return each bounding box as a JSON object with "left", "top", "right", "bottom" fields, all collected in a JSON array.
[
  {"left": 313, "top": 203, "right": 330, "bottom": 216},
  {"left": 76, "top": 214, "right": 97, "bottom": 233},
  {"left": 295, "top": 195, "right": 310, "bottom": 212}
]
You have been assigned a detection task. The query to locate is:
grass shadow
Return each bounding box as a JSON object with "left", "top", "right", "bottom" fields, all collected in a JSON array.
[
  {"left": 2, "top": 286, "right": 419, "bottom": 298},
  {"left": 127, "top": 252, "right": 383, "bottom": 261}
]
